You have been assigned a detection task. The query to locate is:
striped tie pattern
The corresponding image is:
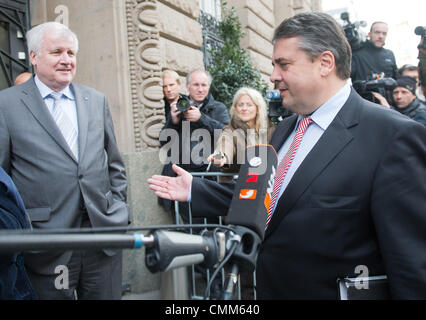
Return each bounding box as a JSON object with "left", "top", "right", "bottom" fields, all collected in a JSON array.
[
  {"left": 50, "top": 92, "right": 79, "bottom": 161},
  {"left": 266, "top": 117, "right": 313, "bottom": 229}
]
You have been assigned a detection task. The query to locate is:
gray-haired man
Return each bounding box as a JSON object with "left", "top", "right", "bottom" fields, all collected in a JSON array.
[{"left": 0, "top": 22, "right": 129, "bottom": 299}]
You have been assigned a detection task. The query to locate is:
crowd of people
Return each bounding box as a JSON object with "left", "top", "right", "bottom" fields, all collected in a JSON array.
[{"left": 1, "top": 11, "right": 425, "bottom": 300}]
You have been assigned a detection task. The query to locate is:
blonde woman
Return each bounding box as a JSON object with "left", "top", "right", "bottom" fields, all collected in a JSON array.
[{"left": 208, "top": 87, "right": 274, "bottom": 173}]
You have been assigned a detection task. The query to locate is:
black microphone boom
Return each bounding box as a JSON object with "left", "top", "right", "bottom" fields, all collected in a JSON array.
[{"left": 0, "top": 232, "right": 150, "bottom": 253}]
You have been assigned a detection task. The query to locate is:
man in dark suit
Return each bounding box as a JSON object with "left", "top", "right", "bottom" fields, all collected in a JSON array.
[
  {"left": 0, "top": 22, "right": 129, "bottom": 299},
  {"left": 148, "top": 12, "right": 426, "bottom": 299}
]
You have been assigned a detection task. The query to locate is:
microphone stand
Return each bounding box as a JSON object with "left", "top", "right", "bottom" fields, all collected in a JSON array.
[
  {"left": 220, "top": 263, "right": 239, "bottom": 300},
  {"left": 216, "top": 226, "right": 262, "bottom": 300}
]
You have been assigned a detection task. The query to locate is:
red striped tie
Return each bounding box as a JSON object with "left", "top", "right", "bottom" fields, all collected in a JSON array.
[{"left": 266, "top": 117, "right": 313, "bottom": 229}]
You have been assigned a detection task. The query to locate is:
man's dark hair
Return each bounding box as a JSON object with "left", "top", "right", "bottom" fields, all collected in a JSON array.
[
  {"left": 273, "top": 12, "right": 352, "bottom": 80},
  {"left": 370, "top": 21, "right": 388, "bottom": 32},
  {"left": 398, "top": 64, "right": 418, "bottom": 76}
]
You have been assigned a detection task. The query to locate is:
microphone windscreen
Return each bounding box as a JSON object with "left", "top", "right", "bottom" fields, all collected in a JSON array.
[{"left": 226, "top": 145, "right": 278, "bottom": 240}]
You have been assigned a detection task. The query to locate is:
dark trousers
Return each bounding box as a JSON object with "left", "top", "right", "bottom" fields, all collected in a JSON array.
[{"left": 27, "top": 215, "right": 123, "bottom": 300}]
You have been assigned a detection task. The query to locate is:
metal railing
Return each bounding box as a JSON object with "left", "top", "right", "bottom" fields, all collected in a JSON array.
[{"left": 172, "top": 171, "right": 257, "bottom": 300}]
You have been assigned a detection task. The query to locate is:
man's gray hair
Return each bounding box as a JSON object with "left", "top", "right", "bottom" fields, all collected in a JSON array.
[
  {"left": 186, "top": 69, "right": 213, "bottom": 86},
  {"left": 273, "top": 12, "right": 352, "bottom": 80},
  {"left": 26, "top": 22, "right": 79, "bottom": 57}
]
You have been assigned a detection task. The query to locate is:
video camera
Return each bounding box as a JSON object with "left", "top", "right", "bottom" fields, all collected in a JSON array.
[
  {"left": 266, "top": 90, "right": 292, "bottom": 124},
  {"left": 352, "top": 73, "right": 397, "bottom": 103},
  {"left": 176, "top": 95, "right": 194, "bottom": 112},
  {"left": 415, "top": 26, "right": 426, "bottom": 50},
  {"left": 340, "top": 12, "right": 366, "bottom": 51}
]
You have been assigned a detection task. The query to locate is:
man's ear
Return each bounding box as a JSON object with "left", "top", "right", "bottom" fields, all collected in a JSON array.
[
  {"left": 318, "top": 51, "right": 335, "bottom": 77},
  {"left": 29, "top": 50, "right": 37, "bottom": 68}
]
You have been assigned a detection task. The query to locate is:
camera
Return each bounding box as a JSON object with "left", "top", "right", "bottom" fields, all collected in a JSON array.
[
  {"left": 340, "top": 12, "right": 366, "bottom": 51},
  {"left": 352, "top": 75, "right": 397, "bottom": 103},
  {"left": 176, "top": 95, "right": 194, "bottom": 112},
  {"left": 415, "top": 26, "right": 426, "bottom": 50},
  {"left": 266, "top": 90, "right": 292, "bottom": 124}
]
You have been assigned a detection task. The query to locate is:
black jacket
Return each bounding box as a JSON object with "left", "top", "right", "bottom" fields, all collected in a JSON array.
[
  {"left": 190, "top": 89, "right": 426, "bottom": 299},
  {"left": 158, "top": 94, "right": 229, "bottom": 211},
  {"left": 0, "top": 167, "right": 37, "bottom": 300},
  {"left": 351, "top": 40, "right": 398, "bottom": 82},
  {"left": 392, "top": 98, "right": 426, "bottom": 126}
]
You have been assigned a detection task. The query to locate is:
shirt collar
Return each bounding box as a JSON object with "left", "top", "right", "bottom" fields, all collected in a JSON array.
[
  {"left": 34, "top": 75, "right": 75, "bottom": 101},
  {"left": 296, "top": 82, "right": 351, "bottom": 131}
]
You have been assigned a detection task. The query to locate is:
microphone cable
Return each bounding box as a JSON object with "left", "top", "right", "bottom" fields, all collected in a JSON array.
[{"left": 203, "top": 232, "right": 240, "bottom": 300}]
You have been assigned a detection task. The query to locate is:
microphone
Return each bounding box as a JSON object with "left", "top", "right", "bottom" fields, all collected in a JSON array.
[
  {"left": 0, "top": 228, "right": 228, "bottom": 275},
  {"left": 226, "top": 144, "right": 278, "bottom": 241},
  {"left": 145, "top": 229, "right": 226, "bottom": 273},
  {"left": 0, "top": 231, "right": 150, "bottom": 253},
  {"left": 215, "top": 144, "right": 278, "bottom": 299}
]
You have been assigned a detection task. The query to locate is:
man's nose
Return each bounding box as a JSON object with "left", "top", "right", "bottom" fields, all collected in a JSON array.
[
  {"left": 59, "top": 53, "right": 72, "bottom": 64},
  {"left": 270, "top": 67, "right": 280, "bottom": 83}
]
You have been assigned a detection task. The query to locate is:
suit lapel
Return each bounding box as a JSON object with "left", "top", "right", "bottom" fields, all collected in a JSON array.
[
  {"left": 270, "top": 115, "right": 298, "bottom": 152},
  {"left": 20, "top": 80, "right": 77, "bottom": 162},
  {"left": 72, "top": 84, "right": 89, "bottom": 161},
  {"left": 265, "top": 90, "right": 361, "bottom": 238}
]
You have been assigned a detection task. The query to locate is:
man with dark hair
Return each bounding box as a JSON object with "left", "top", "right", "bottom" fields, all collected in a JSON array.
[
  {"left": 351, "top": 21, "right": 398, "bottom": 82},
  {"left": 398, "top": 64, "right": 425, "bottom": 101},
  {"left": 149, "top": 12, "right": 426, "bottom": 299},
  {"left": 391, "top": 76, "right": 426, "bottom": 125}
]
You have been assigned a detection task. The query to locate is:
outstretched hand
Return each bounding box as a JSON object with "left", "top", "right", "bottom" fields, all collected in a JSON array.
[{"left": 147, "top": 164, "right": 193, "bottom": 202}]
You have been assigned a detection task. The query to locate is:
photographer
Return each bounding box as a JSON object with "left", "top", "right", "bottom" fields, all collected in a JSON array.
[
  {"left": 158, "top": 69, "right": 229, "bottom": 221},
  {"left": 374, "top": 76, "right": 426, "bottom": 126},
  {"left": 351, "top": 21, "right": 398, "bottom": 82},
  {"left": 398, "top": 64, "right": 425, "bottom": 101}
]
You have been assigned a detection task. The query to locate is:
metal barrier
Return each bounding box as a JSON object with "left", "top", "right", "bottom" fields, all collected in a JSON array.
[{"left": 172, "top": 171, "right": 257, "bottom": 300}]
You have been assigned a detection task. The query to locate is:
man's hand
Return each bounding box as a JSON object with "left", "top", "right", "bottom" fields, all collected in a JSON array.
[
  {"left": 183, "top": 106, "right": 202, "bottom": 122},
  {"left": 170, "top": 102, "right": 181, "bottom": 124},
  {"left": 372, "top": 92, "right": 390, "bottom": 108},
  {"left": 147, "top": 164, "right": 192, "bottom": 202}
]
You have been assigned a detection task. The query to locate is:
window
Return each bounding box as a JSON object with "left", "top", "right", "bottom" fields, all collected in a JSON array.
[{"left": 199, "top": 0, "right": 221, "bottom": 20}]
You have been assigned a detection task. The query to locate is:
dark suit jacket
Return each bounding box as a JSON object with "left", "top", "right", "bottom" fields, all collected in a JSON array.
[
  {"left": 0, "top": 78, "right": 129, "bottom": 275},
  {"left": 191, "top": 89, "right": 426, "bottom": 299}
]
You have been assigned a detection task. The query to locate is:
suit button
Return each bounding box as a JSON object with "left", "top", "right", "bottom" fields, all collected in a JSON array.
[{"left": 78, "top": 174, "right": 83, "bottom": 179}]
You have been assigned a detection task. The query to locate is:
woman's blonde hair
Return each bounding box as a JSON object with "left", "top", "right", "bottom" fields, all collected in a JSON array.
[{"left": 230, "top": 87, "right": 268, "bottom": 133}]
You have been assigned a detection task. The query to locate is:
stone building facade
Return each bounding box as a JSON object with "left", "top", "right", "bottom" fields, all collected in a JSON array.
[{"left": 28, "top": 0, "right": 321, "bottom": 299}]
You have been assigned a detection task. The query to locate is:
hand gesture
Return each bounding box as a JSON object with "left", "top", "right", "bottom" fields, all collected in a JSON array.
[
  {"left": 147, "top": 164, "right": 193, "bottom": 201},
  {"left": 183, "top": 106, "right": 202, "bottom": 122}
]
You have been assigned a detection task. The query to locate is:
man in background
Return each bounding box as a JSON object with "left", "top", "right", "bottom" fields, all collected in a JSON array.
[
  {"left": 398, "top": 64, "right": 425, "bottom": 101},
  {"left": 158, "top": 69, "right": 229, "bottom": 222},
  {"left": 351, "top": 21, "right": 398, "bottom": 82},
  {"left": 14, "top": 72, "right": 32, "bottom": 86},
  {"left": 161, "top": 69, "right": 182, "bottom": 120}
]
